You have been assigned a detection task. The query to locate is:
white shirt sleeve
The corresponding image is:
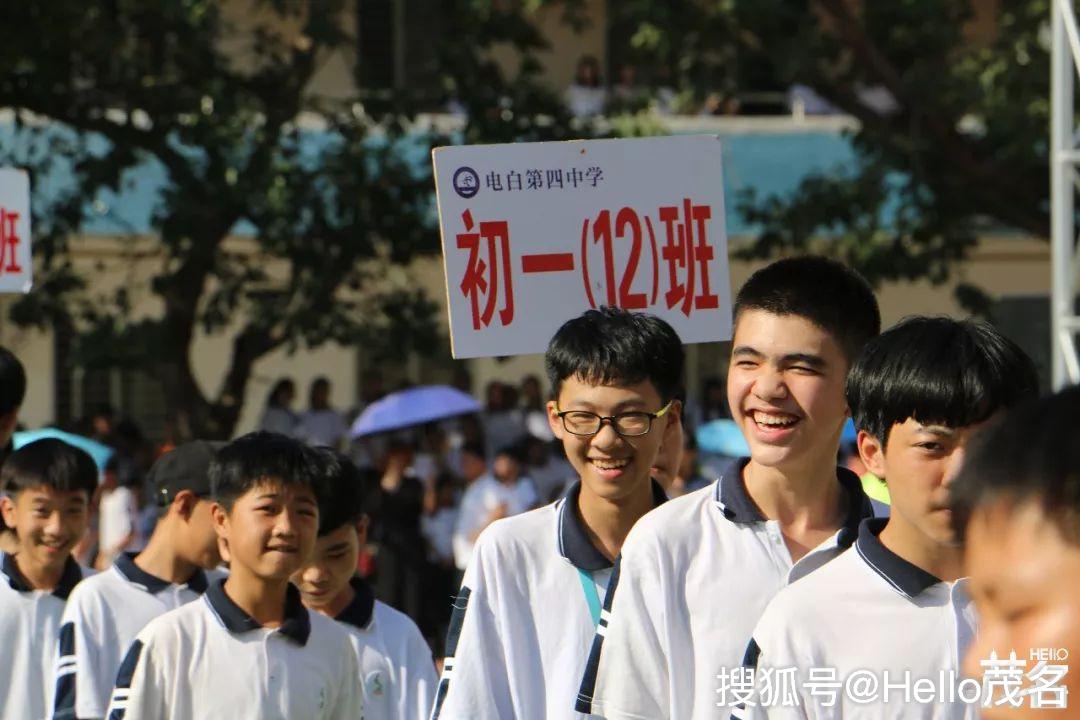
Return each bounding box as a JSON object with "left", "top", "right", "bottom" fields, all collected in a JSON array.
[
  {"left": 105, "top": 637, "right": 167, "bottom": 719},
  {"left": 583, "top": 528, "right": 681, "bottom": 719},
  {"left": 54, "top": 588, "right": 108, "bottom": 719},
  {"left": 737, "top": 607, "right": 812, "bottom": 720},
  {"left": 431, "top": 537, "right": 513, "bottom": 720}
]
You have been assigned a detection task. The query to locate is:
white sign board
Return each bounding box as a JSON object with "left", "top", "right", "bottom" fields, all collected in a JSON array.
[
  {"left": 0, "top": 169, "right": 32, "bottom": 294},
  {"left": 432, "top": 135, "right": 732, "bottom": 359}
]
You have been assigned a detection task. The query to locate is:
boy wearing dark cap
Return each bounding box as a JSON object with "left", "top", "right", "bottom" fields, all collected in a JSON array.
[{"left": 52, "top": 441, "right": 223, "bottom": 720}]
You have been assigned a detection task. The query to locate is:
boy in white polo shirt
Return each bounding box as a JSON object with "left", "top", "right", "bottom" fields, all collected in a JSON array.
[
  {"left": 432, "top": 306, "right": 682, "bottom": 720},
  {"left": 53, "top": 440, "right": 224, "bottom": 720},
  {"left": 739, "top": 317, "right": 1037, "bottom": 719},
  {"left": 292, "top": 447, "right": 437, "bottom": 720},
  {"left": 578, "top": 257, "right": 880, "bottom": 719},
  {"left": 105, "top": 432, "right": 363, "bottom": 719},
  {"left": 950, "top": 386, "right": 1080, "bottom": 717},
  {"left": 0, "top": 439, "right": 97, "bottom": 720}
]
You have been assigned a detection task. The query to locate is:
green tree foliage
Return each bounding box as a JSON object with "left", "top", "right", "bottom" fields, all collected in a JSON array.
[
  {"left": 0, "top": 0, "right": 580, "bottom": 438},
  {"left": 607, "top": 0, "right": 1049, "bottom": 300}
]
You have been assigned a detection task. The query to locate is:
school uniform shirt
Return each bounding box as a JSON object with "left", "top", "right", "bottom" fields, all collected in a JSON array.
[
  {"left": 53, "top": 552, "right": 216, "bottom": 720},
  {"left": 335, "top": 576, "right": 438, "bottom": 720},
  {"left": 576, "top": 458, "right": 875, "bottom": 720},
  {"left": 0, "top": 552, "right": 87, "bottom": 720},
  {"left": 432, "top": 480, "right": 668, "bottom": 720},
  {"left": 105, "top": 578, "right": 363, "bottom": 720},
  {"left": 739, "top": 517, "right": 978, "bottom": 720}
]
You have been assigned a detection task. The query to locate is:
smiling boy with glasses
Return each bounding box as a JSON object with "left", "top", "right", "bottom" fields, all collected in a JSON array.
[{"left": 430, "top": 306, "right": 682, "bottom": 720}]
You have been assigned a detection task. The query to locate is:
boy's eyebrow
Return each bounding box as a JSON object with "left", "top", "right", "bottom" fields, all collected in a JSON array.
[
  {"left": 914, "top": 424, "right": 956, "bottom": 436},
  {"left": 731, "top": 346, "right": 764, "bottom": 358},
  {"left": 325, "top": 541, "right": 350, "bottom": 553}
]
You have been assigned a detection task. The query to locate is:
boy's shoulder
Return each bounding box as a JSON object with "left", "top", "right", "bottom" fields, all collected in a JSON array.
[
  {"left": 756, "top": 546, "right": 862, "bottom": 631},
  {"left": 65, "top": 564, "right": 120, "bottom": 606},
  {"left": 475, "top": 500, "right": 558, "bottom": 549},
  {"left": 136, "top": 594, "right": 207, "bottom": 644},
  {"left": 621, "top": 479, "right": 720, "bottom": 552}
]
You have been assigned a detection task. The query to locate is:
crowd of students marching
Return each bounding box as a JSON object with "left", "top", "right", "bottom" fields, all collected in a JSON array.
[{"left": 0, "top": 254, "right": 1077, "bottom": 719}]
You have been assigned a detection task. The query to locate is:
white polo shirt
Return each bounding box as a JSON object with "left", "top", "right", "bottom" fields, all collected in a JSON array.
[
  {"left": 105, "top": 578, "right": 363, "bottom": 719},
  {"left": 577, "top": 458, "right": 874, "bottom": 720},
  {"left": 432, "top": 480, "right": 667, "bottom": 720},
  {"left": 334, "top": 576, "right": 438, "bottom": 720},
  {"left": 0, "top": 552, "right": 87, "bottom": 720},
  {"left": 53, "top": 552, "right": 215, "bottom": 719},
  {"left": 739, "top": 517, "right": 977, "bottom": 719}
]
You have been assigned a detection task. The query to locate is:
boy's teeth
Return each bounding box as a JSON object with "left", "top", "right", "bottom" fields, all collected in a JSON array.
[
  {"left": 592, "top": 459, "right": 629, "bottom": 469},
  {"left": 754, "top": 412, "right": 797, "bottom": 427}
]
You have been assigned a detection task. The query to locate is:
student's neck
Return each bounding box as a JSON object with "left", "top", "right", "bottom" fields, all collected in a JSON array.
[
  {"left": 308, "top": 582, "right": 356, "bottom": 620},
  {"left": 879, "top": 518, "right": 964, "bottom": 582},
  {"left": 223, "top": 567, "right": 290, "bottom": 628},
  {"left": 13, "top": 552, "right": 67, "bottom": 591},
  {"left": 744, "top": 453, "right": 843, "bottom": 529},
  {"left": 577, "top": 480, "right": 654, "bottom": 562},
  {"left": 134, "top": 528, "right": 200, "bottom": 585}
]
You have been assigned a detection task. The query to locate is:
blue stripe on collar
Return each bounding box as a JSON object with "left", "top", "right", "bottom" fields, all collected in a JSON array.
[
  {"left": 205, "top": 577, "right": 311, "bottom": 645},
  {"left": 715, "top": 458, "right": 874, "bottom": 540},
  {"left": 558, "top": 479, "right": 668, "bottom": 572},
  {"left": 855, "top": 517, "right": 941, "bottom": 598},
  {"left": 335, "top": 576, "right": 376, "bottom": 631},
  {"left": 114, "top": 552, "right": 209, "bottom": 595},
  {"left": 1, "top": 552, "right": 83, "bottom": 600}
]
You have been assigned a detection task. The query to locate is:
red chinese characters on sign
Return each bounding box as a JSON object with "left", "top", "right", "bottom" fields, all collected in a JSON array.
[
  {"left": 659, "top": 198, "right": 718, "bottom": 315},
  {"left": 456, "top": 210, "right": 514, "bottom": 330},
  {"left": 0, "top": 208, "right": 22, "bottom": 276},
  {"left": 456, "top": 199, "right": 719, "bottom": 332}
]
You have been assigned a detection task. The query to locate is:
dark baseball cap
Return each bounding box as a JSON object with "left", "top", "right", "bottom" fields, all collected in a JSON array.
[{"left": 149, "top": 440, "right": 224, "bottom": 507}]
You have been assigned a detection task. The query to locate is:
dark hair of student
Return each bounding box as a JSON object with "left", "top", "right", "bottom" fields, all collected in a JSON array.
[
  {"left": 544, "top": 306, "right": 685, "bottom": 403},
  {"left": 313, "top": 447, "right": 367, "bottom": 537},
  {"left": 209, "top": 431, "right": 324, "bottom": 511},
  {"left": 950, "top": 386, "right": 1080, "bottom": 543},
  {"left": 266, "top": 378, "right": 295, "bottom": 409},
  {"left": 0, "top": 346, "right": 26, "bottom": 417},
  {"left": 847, "top": 316, "right": 1039, "bottom": 444},
  {"left": 1, "top": 438, "right": 98, "bottom": 497},
  {"left": 733, "top": 255, "right": 880, "bottom": 364}
]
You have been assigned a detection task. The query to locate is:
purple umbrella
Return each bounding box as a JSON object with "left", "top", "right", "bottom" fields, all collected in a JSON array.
[{"left": 349, "top": 385, "right": 482, "bottom": 438}]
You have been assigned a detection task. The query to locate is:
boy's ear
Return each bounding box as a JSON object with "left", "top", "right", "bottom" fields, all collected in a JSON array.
[
  {"left": 546, "top": 400, "right": 565, "bottom": 440},
  {"left": 0, "top": 495, "right": 16, "bottom": 530},
  {"left": 856, "top": 429, "right": 888, "bottom": 478},
  {"left": 171, "top": 490, "right": 198, "bottom": 520},
  {"left": 211, "top": 502, "right": 229, "bottom": 538},
  {"left": 355, "top": 515, "right": 370, "bottom": 545}
]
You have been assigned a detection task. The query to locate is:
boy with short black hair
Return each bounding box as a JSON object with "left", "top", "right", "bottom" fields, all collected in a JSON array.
[
  {"left": 951, "top": 386, "right": 1080, "bottom": 715},
  {"left": 741, "top": 316, "right": 1037, "bottom": 719},
  {"left": 54, "top": 440, "right": 224, "bottom": 720},
  {"left": 578, "top": 256, "right": 880, "bottom": 719},
  {"left": 105, "top": 432, "right": 363, "bottom": 719},
  {"left": 0, "top": 438, "right": 97, "bottom": 720},
  {"left": 292, "top": 448, "right": 437, "bottom": 720},
  {"left": 431, "top": 306, "right": 682, "bottom": 720}
]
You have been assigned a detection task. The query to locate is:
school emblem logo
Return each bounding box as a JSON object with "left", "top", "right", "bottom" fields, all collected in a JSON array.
[
  {"left": 365, "top": 670, "right": 386, "bottom": 699},
  {"left": 453, "top": 167, "right": 480, "bottom": 199}
]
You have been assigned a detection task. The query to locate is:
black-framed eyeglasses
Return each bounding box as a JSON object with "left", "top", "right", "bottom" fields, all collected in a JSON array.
[{"left": 554, "top": 400, "right": 674, "bottom": 437}]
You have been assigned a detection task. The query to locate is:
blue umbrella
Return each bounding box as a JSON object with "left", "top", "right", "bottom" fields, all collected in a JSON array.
[
  {"left": 13, "top": 428, "right": 114, "bottom": 470},
  {"left": 841, "top": 418, "right": 857, "bottom": 444},
  {"left": 350, "top": 385, "right": 482, "bottom": 438},
  {"left": 695, "top": 419, "right": 750, "bottom": 457}
]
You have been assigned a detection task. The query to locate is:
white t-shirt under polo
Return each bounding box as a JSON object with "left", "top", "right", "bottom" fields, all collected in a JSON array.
[
  {"left": 740, "top": 517, "right": 977, "bottom": 720},
  {"left": 105, "top": 578, "right": 363, "bottom": 720},
  {"left": 577, "top": 458, "right": 875, "bottom": 720},
  {"left": 0, "top": 552, "right": 87, "bottom": 720},
  {"left": 334, "top": 576, "right": 438, "bottom": 720},
  {"left": 432, "top": 480, "right": 667, "bottom": 720},
  {"left": 53, "top": 552, "right": 215, "bottom": 719}
]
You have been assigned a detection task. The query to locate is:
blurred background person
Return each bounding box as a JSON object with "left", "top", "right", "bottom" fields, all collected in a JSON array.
[
  {"left": 566, "top": 55, "right": 606, "bottom": 118},
  {"left": 259, "top": 377, "right": 300, "bottom": 436},
  {"left": 299, "top": 376, "right": 348, "bottom": 449}
]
